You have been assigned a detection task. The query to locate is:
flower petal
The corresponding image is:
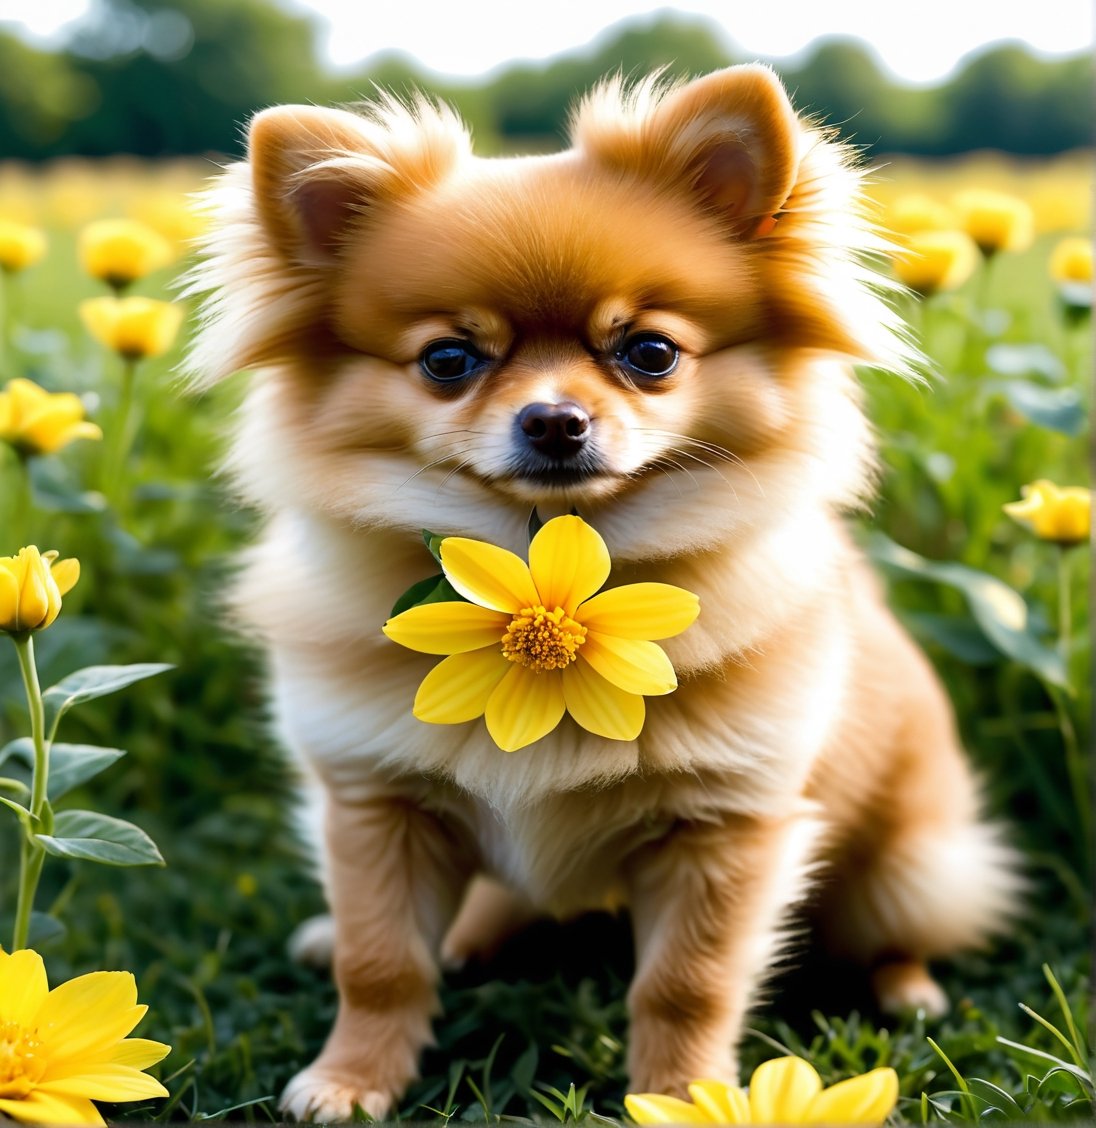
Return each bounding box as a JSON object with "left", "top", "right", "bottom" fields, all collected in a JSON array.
[
  {"left": 804, "top": 1068, "right": 899, "bottom": 1125},
  {"left": 0, "top": 1091, "right": 104, "bottom": 1126},
  {"left": 439, "top": 538, "right": 539, "bottom": 612},
  {"left": 484, "top": 665, "right": 566, "bottom": 751},
  {"left": 108, "top": 1038, "right": 172, "bottom": 1071},
  {"left": 35, "top": 972, "right": 143, "bottom": 1064},
  {"left": 688, "top": 1080, "right": 751, "bottom": 1124},
  {"left": 562, "top": 658, "right": 644, "bottom": 741},
  {"left": 578, "top": 582, "right": 699, "bottom": 640},
  {"left": 580, "top": 633, "right": 678, "bottom": 696},
  {"left": 0, "top": 948, "right": 49, "bottom": 1026},
  {"left": 50, "top": 558, "right": 80, "bottom": 598},
  {"left": 16, "top": 546, "right": 51, "bottom": 630},
  {"left": 748, "top": 1056, "right": 823, "bottom": 1124},
  {"left": 528, "top": 515, "right": 611, "bottom": 614},
  {"left": 0, "top": 561, "right": 18, "bottom": 631},
  {"left": 623, "top": 1094, "right": 712, "bottom": 1125},
  {"left": 413, "top": 649, "right": 511, "bottom": 724},
  {"left": 38, "top": 1065, "right": 168, "bottom": 1102},
  {"left": 383, "top": 602, "right": 509, "bottom": 654}
]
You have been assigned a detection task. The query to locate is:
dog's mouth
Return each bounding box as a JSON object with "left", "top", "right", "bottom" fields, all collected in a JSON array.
[{"left": 503, "top": 449, "right": 618, "bottom": 491}]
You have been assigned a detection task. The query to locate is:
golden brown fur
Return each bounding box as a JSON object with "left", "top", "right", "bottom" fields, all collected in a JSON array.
[{"left": 186, "top": 65, "right": 1018, "bottom": 1121}]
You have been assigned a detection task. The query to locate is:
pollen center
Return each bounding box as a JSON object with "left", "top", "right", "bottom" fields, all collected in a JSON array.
[
  {"left": 0, "top": 1020, "right": 45, "bottom": 1098},
  {"left": 501, "top": 605, "right": 586, "bottom": 672}
]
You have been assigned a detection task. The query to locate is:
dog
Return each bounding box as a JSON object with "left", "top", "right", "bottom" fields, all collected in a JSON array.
[{"left": 187, "top": 64, "right": 1018, "bottom": 1121}]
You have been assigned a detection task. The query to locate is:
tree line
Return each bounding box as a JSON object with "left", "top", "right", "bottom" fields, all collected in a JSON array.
[{"left": 3, "top": 0, "right": 1091, "bottom": 161}]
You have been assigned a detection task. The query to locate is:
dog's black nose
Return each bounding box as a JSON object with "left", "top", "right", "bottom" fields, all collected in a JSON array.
[{"left": 518, "top": 401, "right": 590, "bottom": 459}]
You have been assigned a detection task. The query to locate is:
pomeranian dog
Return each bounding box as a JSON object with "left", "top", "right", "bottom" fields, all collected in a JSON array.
[{"left": 188, "top": 64, "right": 1018, "bottom": 1121}]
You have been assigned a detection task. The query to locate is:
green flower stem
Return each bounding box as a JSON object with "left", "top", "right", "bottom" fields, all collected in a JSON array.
[
  {"left": 11, "top": 454, "right": 32, "bottom": 545},
  {"left": 1056, "top": 545, "right": 1072, "bottom": 670},
  {"left": 1050, "top": 545, "right": 1089, "bottom": 864},
  {"left": 11, "top": 632, "right": 49, "bottom": 951},
  {"left": 104, "top": 356, "right": 140, "bottom": 508}
]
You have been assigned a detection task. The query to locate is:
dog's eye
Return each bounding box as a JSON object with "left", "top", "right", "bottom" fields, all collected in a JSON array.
[
  {"left": 616, "top": 333, "right": 679, "bottom": 379},
  {"left": 420, "top": 340, "right": 487, "bottom": 383}
]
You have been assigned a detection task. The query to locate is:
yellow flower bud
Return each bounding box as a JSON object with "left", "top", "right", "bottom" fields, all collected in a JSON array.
[
  {"left": 77, "top": 218, "right": 175, "bottom": 289},
  {"left": 0, "top": 377, "right": 102, "bottom": 456},
  {"left": 79, "top": 295, "right": 184, "bottom": 361},
  {"left": 1049, "top": 236, "right": 1092, "bottom": 314},
  {"left": 0, "top": 219, "right": 47, "bottom": 273},
  {"left": 1050, "top": 237, "right": 1093, "bottom": 285},
  {"left": 886, "top": 194, "right": 957, "bottom": 241},
  {"left": 0, "top": 546, "right": 80, "bottom": 634},
  {"left": 893, "top": 230, "right": 979, "bottom": 297},
  {"left": 952, "top": 189, "right": 1034, "bottom": 256},
  {"left": 1004, "top": 480, "right": 1090, "bottom": 547}
]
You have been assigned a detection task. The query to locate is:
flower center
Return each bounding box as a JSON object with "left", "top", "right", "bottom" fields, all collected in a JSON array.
[
  {"left": 501, "top": 604, "right": 586, "bottom": 672},
  {"left": 0, "top": 1020, "right": 45, "bottom": 1098}
]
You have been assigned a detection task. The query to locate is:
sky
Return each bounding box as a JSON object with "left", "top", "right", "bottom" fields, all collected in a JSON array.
[{"left": 2, "top": 0, "right": 1091, "bottom": 84}]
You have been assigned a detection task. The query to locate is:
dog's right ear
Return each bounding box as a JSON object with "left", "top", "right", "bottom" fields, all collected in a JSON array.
[{"left": 248, "top": 103, "right": 466, "bottom": 265}]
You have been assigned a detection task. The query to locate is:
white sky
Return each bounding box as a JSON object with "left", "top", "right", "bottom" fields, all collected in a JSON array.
[{"left": 2, "top": 0, "right": 1091, "bottom": 84}]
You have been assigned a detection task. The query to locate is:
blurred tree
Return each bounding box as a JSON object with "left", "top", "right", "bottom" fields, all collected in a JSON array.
[
  {"left": 0, "top": 5, "right": 1090, "bottom": 160},
  {"left": 940, "top": 42, "right": 1093, "bottom": 155},
  {"left": 0, "top": 32, "right": 98, "bottom": 155},
  {"left": 32, "top": 0, "right": 330, "bottom": 157}
]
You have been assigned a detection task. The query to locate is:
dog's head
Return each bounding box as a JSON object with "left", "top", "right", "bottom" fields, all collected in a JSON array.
[{"left": 189, "top": 66, "right": 908, "bottom": 559}]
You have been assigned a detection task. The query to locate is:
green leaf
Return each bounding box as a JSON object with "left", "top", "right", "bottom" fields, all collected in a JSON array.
[
  {"left": 390, "top": 575, "right": 465, "bottom": 619},
  {"left": 45, "top": 744, "right": 127, "bottom": 801},
  {"left": 0, "top": 793, "right": 30, "bottom": 823},
  {"left": 28, "top": 911, "right": 66, "bottom": 946},
  {"left": 903, "top": 611, "right": 1001, "bottom": 665},
  {"left": 2, "top": 740, "right": 126, "bottom": 801},
  {"left": 36, "top": 809, "right": 165, "bottom": 866},
  {"left": 528, "top": 506, "right": 544, "bottom": 543},
  {"left": 985, "top": 343, "right": 1066, "bottom": 382},
  {"left": 43, "top": 663, "right": 173, "bottom": 736},
  {"left": 868, "top": 534, "right": 1068, "bottom": 688},
  {"left": 997, "top": 380, "right": 1085, "bottom": 436},
  {"left": 421, "top": 529, "right": 446, "bottom": 566},
  {"left": 0, "top": 736, "right": 32, "bottom": 769}
]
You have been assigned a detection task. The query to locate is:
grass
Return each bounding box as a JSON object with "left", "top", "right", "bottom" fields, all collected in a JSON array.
[{"left": 0, "top": 155, "right": 1090, "bottom": 1124}]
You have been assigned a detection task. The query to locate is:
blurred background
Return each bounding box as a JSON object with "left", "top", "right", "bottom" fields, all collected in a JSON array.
[{"left": 1, "top": 0, "right": 1091, "bottom": 159}]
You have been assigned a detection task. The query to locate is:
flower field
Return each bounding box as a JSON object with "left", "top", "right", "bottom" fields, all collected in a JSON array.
[{"left": 0, "top": 148, "right": 1090, "bottom": 1125}]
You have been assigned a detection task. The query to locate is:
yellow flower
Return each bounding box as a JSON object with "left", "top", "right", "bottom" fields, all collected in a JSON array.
[
  {"left": 0, "top": 378, "right": 102, "bottom": 456},
  {"left": 1050, "top": 238, "right": 1093, "bottom": 285},
  {"left": 0, "top": 547, "right": 79, "bottom": 634},
  {"left": 77, "top": 218, "right": 174, "bottom": 289},
  {"left": 383, "top": 515, "right": 699, "bottom": 751},
  {"left": 0, "top": 948, "right": 169, "bottom": 1125},
  {"left": 1004, "top": 480, "right": 1090, "bottom": 547},
  {"left": 952, "top": 189, "right": 1034, "bottom": 256},
  {"left": 893, "top": 230, "right": 979, "bottom": 297},
  {"left": 625, "top": 1056, "right": 899, "bottom": 1126},
  {"left": 0, "top": 220, "right": 47, "bottom": 273},
  {"left": 79, "top": 296, "right": 184, "bottom": 361},
  {"left": 1049, "top": 237, "right": 1092, "bottom": 311},
  {"left": 885, "top": 194, "right": 956, "bottom": 241}
]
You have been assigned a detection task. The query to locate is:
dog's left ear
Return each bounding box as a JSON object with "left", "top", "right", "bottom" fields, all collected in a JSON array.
[{"left": 573, "top": 65, "right": 800, "bottom": 237}]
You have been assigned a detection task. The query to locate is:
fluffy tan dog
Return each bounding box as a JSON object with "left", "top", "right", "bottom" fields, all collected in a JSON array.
[{"left": 187, "top": 64, "right": 1018, "bottom": 1122}]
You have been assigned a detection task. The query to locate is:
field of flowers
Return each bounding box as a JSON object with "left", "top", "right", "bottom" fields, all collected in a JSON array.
[{"left": 0, "top": 147, "right": 1089, "bottom": 1126}]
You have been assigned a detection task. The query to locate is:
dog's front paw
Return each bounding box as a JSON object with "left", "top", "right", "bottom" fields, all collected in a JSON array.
[{"left": 280, "top": 1066, "right": 394, "bottom": 1122}]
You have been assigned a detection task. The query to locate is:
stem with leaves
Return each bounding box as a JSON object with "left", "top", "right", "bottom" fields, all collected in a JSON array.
[{"left": 11, "top": 633, "right": 50, "bottom": 951}]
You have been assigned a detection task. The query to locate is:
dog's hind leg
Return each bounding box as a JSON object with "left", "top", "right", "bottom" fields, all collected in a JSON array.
[{"left": 440, "top": 875, "right": 538, "bottom": 968}]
